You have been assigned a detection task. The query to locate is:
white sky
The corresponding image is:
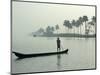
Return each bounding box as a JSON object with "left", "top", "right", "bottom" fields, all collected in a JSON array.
[{"left": 12, "top": 1, "right": 95, "bottom": 34}]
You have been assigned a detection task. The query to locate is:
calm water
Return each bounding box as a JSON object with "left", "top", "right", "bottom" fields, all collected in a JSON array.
[{"left": 12, "top": 36, "right": 95, "bottom": 73}]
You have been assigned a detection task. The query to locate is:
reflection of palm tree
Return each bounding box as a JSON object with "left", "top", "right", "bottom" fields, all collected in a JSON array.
[{"left": 83, "top": 16, "right": 88, "bottom": 34}]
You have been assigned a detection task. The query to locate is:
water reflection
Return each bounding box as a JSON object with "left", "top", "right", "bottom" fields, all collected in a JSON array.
[
  {"left": 12, "top": 37, "right": 95, "bottom": 73},
  {"left": 57, "top": 54, "right": 61, "bottom": 70}
]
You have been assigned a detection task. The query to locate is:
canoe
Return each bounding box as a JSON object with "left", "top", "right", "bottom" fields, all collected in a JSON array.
[{"left": 13, "top": 49, "right": 68, "bottom": 58}]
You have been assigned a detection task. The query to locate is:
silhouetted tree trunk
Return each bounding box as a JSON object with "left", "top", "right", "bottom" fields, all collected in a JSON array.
[{"left": 83, "top": 16, "right": 88, "bottom": 35}]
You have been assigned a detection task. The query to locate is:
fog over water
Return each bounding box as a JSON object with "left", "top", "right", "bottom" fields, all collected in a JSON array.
[
  {"left": 12, "top": 1, "right": 95, "bottom": 36},
  {"left": 12, "top": 1, "right": 96, "bottom": 74}
]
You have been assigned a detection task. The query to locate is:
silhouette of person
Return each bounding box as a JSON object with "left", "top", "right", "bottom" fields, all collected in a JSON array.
[{"left": 57, "top": 37, "right": 61, "bottom": 52}]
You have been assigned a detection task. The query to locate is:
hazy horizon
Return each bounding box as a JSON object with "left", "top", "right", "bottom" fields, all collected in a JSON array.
[
  {"left": 12, "top": 1, "right": 95, "bottom": 35},
  {"left": 12, "top": 1, "right": 96, "bottom": 74}
]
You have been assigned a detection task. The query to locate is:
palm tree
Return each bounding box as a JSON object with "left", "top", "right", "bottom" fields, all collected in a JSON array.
[
  {"left": 83, "top": 16, "right": 88, "bottom": 35},
  {"left": 88, "top": 16, "right": 96, "bottom": 34},
  {"left": 75, "top": 20, "right": 81, "bottom": 34},
  {"left": 71, "top": 20, "right": 76, "bottom": 34},
  {"left": 63, "top": 20, "right": 72, "bottom": 33},
  {"left": 38, "top": 28, "right": 44, "bottom": 33},
  {"left": 55, "top": 24, "right": 59, "bottom": 34},
  {"left": 46, "top": 26, "right": 53, "bottom": 35},
  {"left": 78, "top": 17, "right": 83, "bottom": 34},
  {"left": 92, "top": 16, "right": 96, "bottom": 25},
  {"left": 55, "top": 24, "right": 59, "bottom": 30},
  {"left": 51, "top": 27, "right": 55, "bottom": 32}
]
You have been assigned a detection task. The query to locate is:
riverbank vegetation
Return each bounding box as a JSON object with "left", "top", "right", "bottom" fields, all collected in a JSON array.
[{"left": 32, "top": 15, "right": 96, "bottom": 38}]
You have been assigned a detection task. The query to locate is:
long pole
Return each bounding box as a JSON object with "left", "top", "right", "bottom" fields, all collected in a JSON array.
[{"left": 61, "top": 45, "right": 64, "bottom": 51}]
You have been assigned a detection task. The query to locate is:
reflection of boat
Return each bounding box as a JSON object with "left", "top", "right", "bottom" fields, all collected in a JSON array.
[{"left": 13, "top": 49, "right": 68, "bottom": 58}]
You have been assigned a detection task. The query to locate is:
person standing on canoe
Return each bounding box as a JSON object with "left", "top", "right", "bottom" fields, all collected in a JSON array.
[{"left": 57, "top": 37, "right": 61, "bottom": 52}]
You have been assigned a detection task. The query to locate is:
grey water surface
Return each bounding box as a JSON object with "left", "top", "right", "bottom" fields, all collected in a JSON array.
[{"left": 12, "top": 36, "right": 95, "bottom": 73}]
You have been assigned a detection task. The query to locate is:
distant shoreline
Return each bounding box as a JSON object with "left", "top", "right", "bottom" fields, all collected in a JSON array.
[{"left": 33, "top": 33, "right": 96, "bottom": 38}]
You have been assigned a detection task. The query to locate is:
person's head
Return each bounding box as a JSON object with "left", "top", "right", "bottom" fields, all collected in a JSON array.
[{"left": 57, "top": 37, "right": 59, "bottom": 40}]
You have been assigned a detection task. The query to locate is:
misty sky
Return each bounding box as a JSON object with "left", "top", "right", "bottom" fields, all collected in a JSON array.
[{"left": 12, "top": 1, "right": 95, "bottom": 35}]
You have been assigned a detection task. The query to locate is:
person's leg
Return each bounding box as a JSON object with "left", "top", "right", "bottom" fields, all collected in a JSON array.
[
  {"left": 59, "top": 47, "right": 61, "bottom": 51},
  {"left": 57, "top": 47, "right": 58, "bottom": 52},
  {"left": 58, "top": 48, "right": 60, "bottom": 52}
]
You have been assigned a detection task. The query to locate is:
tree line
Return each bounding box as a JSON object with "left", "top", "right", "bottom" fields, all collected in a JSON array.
[
  {"left": 36, "top": 24, "right": 59, "bottom": 35},
  {"left": 63, "top": 16, "right": 96, "bottom": 35},
  {"left": 35, "top": 15, "right": 96, "bottom": 35}
]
